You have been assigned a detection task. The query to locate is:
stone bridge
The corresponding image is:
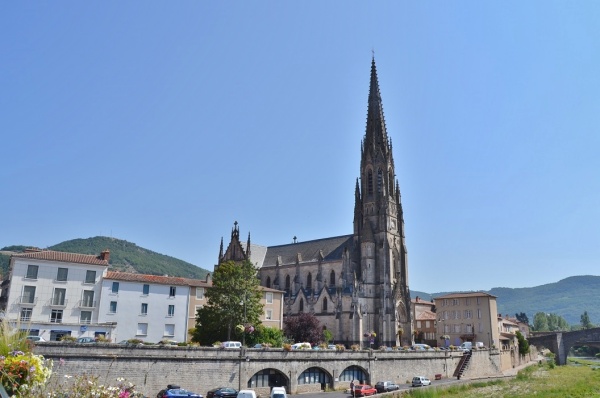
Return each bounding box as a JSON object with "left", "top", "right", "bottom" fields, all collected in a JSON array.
[
  {"left": 34, "top": 343, "right": 509, "bottom": 397},
  {"left": 528, "top": 327, "right": 600, "bottom": 365}
]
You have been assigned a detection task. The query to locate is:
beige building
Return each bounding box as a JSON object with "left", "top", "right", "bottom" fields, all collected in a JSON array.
[
  {"left": 434, "top": 292, "right": 500, "bottom": 348},
  {"left": 186, "top": 275, "right": 284, "bottom": 341},
  {"left": 411, "top": 297, "right": 437, "bottom": 346},
  {"left": 498, "top": 315, "right": 520, "bottom": 350}
]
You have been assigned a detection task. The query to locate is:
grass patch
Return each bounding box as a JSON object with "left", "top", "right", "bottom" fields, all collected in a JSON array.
[{"left": 407, "top": 362, "right": 600, "bottom": 397}]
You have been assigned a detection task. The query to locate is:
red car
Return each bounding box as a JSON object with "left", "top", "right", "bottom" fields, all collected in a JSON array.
[{"left": 354, "top": 385, "right": 377, "bottom": 397}]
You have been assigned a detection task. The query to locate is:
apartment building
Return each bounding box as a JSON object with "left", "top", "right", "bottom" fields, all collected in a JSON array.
[
  {"left": 99, "top": 271, "right": 191, "bottom": 343},
  {"left": 2, "top": 248, "right": 285, "bottom": 344},
  {"left": 433, "top": 292, "right": 500, "bottom": 348},
  {"left": 0, "top": 249, "right": 111, "bottom": 341}
]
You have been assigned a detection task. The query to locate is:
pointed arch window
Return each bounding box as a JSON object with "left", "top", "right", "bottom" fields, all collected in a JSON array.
[
  {"left": 306, "top": 273, "right": 312, "bottom": 291},
  {"left": 389, "top": 169, "right": 394, "bottom": 196},
  {"left": 377, "top": 168, "right": 383, "bottom": 193},
  {"left": 329, "top": 270, "right": 335, "bottom": 287},
  {"left": 285, "top": 275, "right": 291, "bottom": 294},
  {"left": 368, "top": 170, "right": 373, "bottom": 195},
  {"left": 299, "top": 298, "right": 304, "bottom": 312},
  {"left": 322, "top": 297, "right": 328, "bottom": 312},
  {"left": 266, "top": 276, "right": 271, "bottom": 288}
]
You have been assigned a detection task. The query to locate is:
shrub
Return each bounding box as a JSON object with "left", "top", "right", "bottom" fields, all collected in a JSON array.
[
  {"left": 351, "top": 344, "right": 360, "bottom": 351},
  {"left": 60, "top": 335, "right": 77, "bottom": 342},
  {"left": 283, "top": 343, "right": 292, "bottom": 351}
]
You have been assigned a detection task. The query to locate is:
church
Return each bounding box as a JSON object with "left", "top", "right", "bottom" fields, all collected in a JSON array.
[{"left": 219, "top": 58, "right": 412, "bottom": 348}]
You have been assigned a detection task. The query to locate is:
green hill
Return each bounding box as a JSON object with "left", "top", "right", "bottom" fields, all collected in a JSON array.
[
  {"left": 1, "top": 237, "right": 210, "bottom": 279},
  {"left": 411, "top": 275, "right": 600, "bottom": 326}
]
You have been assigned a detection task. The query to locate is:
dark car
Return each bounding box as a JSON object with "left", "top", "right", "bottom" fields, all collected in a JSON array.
[
  {"left": 206, "top": 387, "right": 238, "bottom": 398},
  {"left": 157, "top": 385, "right": 203, "bottom": 398},
  {"left": 354, "top": 385, "right": 377, "bottom": 397},
  {"left": 375, "top": 381, "right": 400, "bottom": 393}
]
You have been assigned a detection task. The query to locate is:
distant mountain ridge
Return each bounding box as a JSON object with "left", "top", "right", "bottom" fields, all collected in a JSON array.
[
  {"left": 0, "top": 236, "right": 210, "bottom": 280},
  {"left": 411, "top": 275, "right": 600, "bottom": 326},
  {"left": 1, "top": 238, "right": 596, "bottom": 325}
]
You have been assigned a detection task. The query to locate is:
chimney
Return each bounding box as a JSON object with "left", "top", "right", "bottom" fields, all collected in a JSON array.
[{"left": 100, "top": 250, "right": 110, "bottom": 262}]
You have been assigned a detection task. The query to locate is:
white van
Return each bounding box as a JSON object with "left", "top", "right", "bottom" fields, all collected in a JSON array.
[
  {"left": 238, "top": 390, "right": 257, "bottom": 398},
  {"left": 460, "top": 342, "right": 472, "bottom": 351},
  {"left": 270, "top": 387, "right": 287, "bottom": 398},
  {"left": 222, "top": 341, "right": 242, "bottom": 349}
]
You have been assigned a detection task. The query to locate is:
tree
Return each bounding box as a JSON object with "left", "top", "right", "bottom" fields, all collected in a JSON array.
[
  {"left": 515, "top": 330, "right": 530, "bottom": 355},
  {"left": 532, "top": 312, "right": 548, "bottom": 331},
  {"left": 245, "top": 325, "right": 285, "bottom": 347},
  {"left": 192, "top": 260, "right": 263, "bottom": 344},
  {"left": 532, "top": 312, "right": 570, "bottom": 332},
  {"left": 581, "top": 311, "right": 593, "bottom": 329},
  {"left": 515, "top": 312, "right": 529, "bottom": 325},
  {"left": 284, "top": 312, "right": 323, "bottom": 345}
]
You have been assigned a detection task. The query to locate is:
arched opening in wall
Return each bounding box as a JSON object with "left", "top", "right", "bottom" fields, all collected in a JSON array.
[
  {"left": 306, "top": 273, "right": 312, "bottom": 292},
  {"left": 297, "top": 367, "right": 332, "bottom": 391},
  {"left": 339, "top": 365, "right": 368, "bottom": 385},
  {"left": 299, "top": 298, "right": 304, "bottom": 312},
  {"left": 322, "top": 298, "right": 328, "bottom": 312},
  {"left": 389, "top": 169, "right": 394, "bottom": 196},
  {"left": 266, "top": 276, "right": 271, "bottom": 288},
  {"left": 248, "top": 368, "right": 289, "bottom": 390},
  {"left": 285, "top": 275, "right": 291, "bottom": 294},
  {"left": 330, "top": 270, "right": 335, "bottom": 287},
  {"left": 368, "top": 170, "right": 373, "bottom": 195},
  {"left": 377, "top": 168, "right": 382, "bottom": 193}
]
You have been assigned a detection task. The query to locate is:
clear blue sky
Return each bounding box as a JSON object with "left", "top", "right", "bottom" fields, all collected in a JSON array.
[{"left": 2, "top": 2, "right": 599, "bottom": 293}]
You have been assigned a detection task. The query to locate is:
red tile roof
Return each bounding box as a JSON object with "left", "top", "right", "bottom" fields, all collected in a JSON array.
[
  {"left": 105, "top": 271, "right": 191, "bottom": 286},
  {"left": 13, "top": 250, "right": 109, "bottom": 266},
  {"left": 434, "top": 292, "right": 497, "bottom": 299}
]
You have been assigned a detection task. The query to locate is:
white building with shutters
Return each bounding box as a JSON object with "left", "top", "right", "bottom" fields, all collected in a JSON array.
[
  {"left": 97, "top": 271, "right": 190, "bottom": 343},
  {"left": 0, "top": 249, "right": 112, "bottom": 341}
]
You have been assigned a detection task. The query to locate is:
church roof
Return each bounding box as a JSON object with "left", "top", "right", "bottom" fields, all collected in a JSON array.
[{"left": 261, "top": 235, "right": 353, "bottom": 267}]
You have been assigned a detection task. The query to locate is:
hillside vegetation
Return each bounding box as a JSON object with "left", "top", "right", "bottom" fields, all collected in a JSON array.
[{"left": 1, "top": 236, "right": 210, "bottom": 280}]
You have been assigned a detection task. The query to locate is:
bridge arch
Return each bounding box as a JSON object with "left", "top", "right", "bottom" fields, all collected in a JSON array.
[
  {"left": 297, "top": 366, "right": 332, "bottom": 390},
  {"left": 247, "top": 368, "right": 289, "bottom": 390},
  {"left": 339, "top": 365, "right": 369, "bottom": 384},
  {"left": 529, "top": 327, "right": 600, "bottom": 365}
]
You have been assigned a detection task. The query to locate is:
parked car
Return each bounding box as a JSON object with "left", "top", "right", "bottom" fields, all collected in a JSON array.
[
  {"left": 411, "top": 344, "right": 434, "bottom": 351},
  {"left": 157, "top": 384, "right": 203, "bottom": 398},
  {"left": 327, "top": 344, "right": 337, "bottom": 350},
  {"left": 411, "top": 376, "right": 431, "bottom": 387},
  {"left": 269, "top": 386, "right": 286, "bottom": 398},
  {"left": 221, "top": 341, "right": 242, "bottom": 349},
  {"left": 375, "top": 381, "right": 399, "bottom": 393},
  {"left": 206, "top": 387, "right": 238, "bottom": 398},
  {"left": 237, "top": 390, "right": 257, "bottom": 398},
  {"left": 353, "top": 384, "right": 377, "bottom": 397},
  {"left": 26, "top": 336, "right": 46, "bottom": 342},
  {"left": 77, "top": 337, "right": 96, "bottom": 343},
  {"left": 290, "top": 342, "right": 311, "bottom": 350}
]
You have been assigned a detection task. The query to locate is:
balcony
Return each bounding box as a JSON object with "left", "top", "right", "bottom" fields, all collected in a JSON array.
[
  {"left": 18, "top": 296, "right": 37, "bottom": 305},
  {"left": 78, "top": 300, "right": 96, "bottom": 308},
  {"left": 48, "top": 298, "right": 68, "bottom": 308}
]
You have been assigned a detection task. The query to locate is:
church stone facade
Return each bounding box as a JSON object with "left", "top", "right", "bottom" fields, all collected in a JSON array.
[{"left": 219, "top": 59, "right": 412, "bottom": 348}]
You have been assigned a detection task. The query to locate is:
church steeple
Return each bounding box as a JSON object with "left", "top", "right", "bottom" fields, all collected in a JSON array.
[{"left": 364, "top": 57, "right": 390, "bottom": 158}]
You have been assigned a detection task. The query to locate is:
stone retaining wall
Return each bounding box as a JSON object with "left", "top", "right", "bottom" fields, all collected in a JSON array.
[{"left": 34, "top": 344, "right": 504, "bottom": 397}]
